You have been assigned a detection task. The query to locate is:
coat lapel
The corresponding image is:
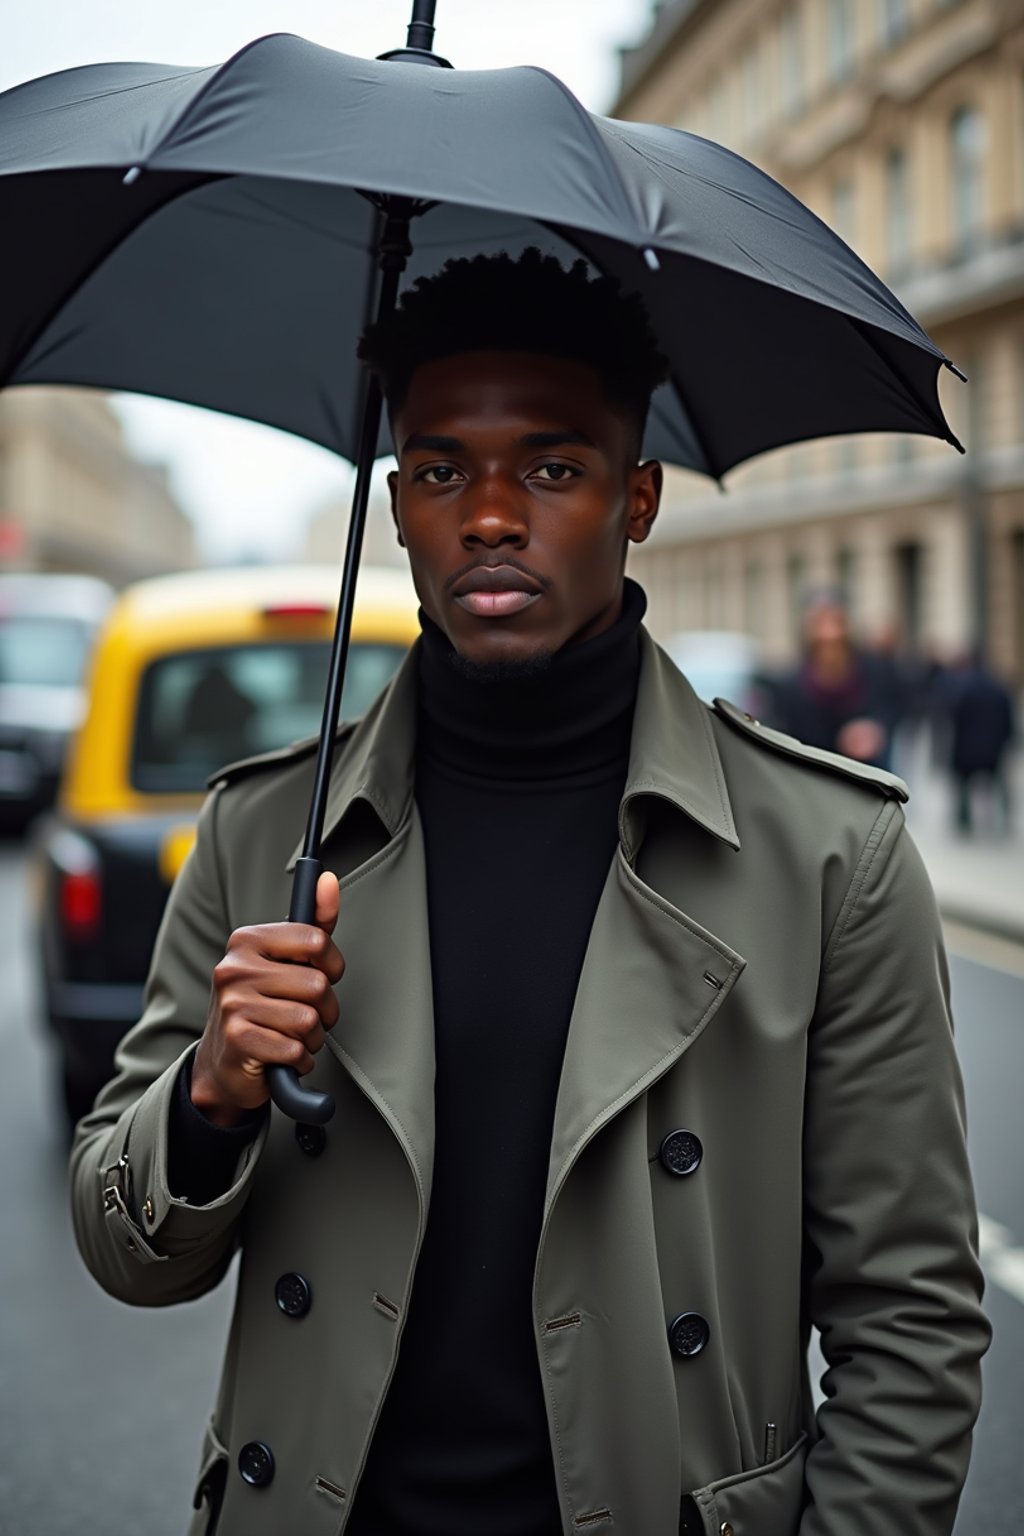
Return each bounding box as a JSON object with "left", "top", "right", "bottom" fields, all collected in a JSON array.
[
  {"left": 325, "top": 809, "right": 435, "bottom": 1210},
  {"left": 285, "top": 648, "right": 436, "bottom": 1207},
  {"left": 545, "top": 634, "right": 746, "bottom": 1214}
]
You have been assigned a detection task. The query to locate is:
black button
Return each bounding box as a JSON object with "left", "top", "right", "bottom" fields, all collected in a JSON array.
[
  {"left": 238, "top": 1441, "right": 275, "bottom": 1487},
  {"left": 659, "top": 1129, "right": 703, "bottom": 1177},
  {"left": 295, "top": 1122, "right": 326, "bottom": 1156},
  {"left": 275, "top": 1272, "right": 312, "bottom": 1319},
  {"left": 668, "top": 1311, "right": 710, "bottom": 1358}
]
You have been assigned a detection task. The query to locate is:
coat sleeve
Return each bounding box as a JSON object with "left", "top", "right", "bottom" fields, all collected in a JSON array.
[
  {"left": 799, "top": 799, "right": 990, "bottom": 1536},
  {"left": 69, "top": 783, "right": 269, "bottom": 1307}
]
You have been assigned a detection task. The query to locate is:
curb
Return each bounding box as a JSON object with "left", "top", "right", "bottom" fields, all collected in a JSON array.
[{"left": 937, "top": 898, "right": 1024, "bottom": 949}]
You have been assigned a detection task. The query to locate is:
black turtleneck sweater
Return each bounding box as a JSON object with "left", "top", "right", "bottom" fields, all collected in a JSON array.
[{"left": 348, "top": 582, "right": 644, "bottom": 1536}]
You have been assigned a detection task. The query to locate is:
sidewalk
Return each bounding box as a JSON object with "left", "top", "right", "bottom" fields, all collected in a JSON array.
[{"left": 900, "top": 735, "right": 1024, "bottom": 946}]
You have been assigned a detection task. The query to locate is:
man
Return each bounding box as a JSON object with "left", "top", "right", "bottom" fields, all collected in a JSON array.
[{"left": 71, "top": 251, "right": 988, "bottom": 1536}]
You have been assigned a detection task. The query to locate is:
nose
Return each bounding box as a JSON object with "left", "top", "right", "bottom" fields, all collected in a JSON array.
[{"left": 459, "top": 475, "right": 528, "bottom": 550}]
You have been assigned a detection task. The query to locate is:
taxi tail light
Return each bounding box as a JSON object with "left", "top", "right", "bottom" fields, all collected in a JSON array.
[
  {"left": 60, "top": 869, "right": 101, "bottom": 938},
  {"left": 262, "top": 603, "right": 332, "bottom": 619}
]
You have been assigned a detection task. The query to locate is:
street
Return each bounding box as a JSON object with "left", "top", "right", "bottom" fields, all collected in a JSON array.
[{"left": 0, "top": 840, "right": 1021, "bottom": 1534}]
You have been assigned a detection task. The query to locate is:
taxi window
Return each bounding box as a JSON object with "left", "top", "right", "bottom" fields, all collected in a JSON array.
[{"left": 131, "top": 640, "right": 405, "bottom": 793}]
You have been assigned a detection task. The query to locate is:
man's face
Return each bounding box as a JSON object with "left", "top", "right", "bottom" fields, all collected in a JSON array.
[{"left": 388, "top": 351, "right": 662, "bottom": 668}]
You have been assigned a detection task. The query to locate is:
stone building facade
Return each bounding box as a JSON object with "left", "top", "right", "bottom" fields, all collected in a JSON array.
[
  {"left": 0, "top": 388, "right": 195, "bottom": 585},
  {"left": 616, "top": 0, "right": 1024, "bottom": 679}
]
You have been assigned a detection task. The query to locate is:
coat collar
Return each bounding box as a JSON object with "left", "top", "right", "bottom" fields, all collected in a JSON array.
[
  {"left": 621, "top": 629, "right": 739, "bottom": 855},
  {"left": 288, "top": 626, "right": 739, "bottom": 869}
]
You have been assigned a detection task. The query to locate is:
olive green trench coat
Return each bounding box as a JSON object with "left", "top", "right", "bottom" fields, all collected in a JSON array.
[{"left": 71, "top": 631, "right": 989, "bottom": 1536}]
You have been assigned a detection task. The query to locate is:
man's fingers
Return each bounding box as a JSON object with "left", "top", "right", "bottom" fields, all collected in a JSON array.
[
  {"left": 223, "top": 960, "right": 340, "bottom": 1023},
  {"left": 228, "top": 923, "right": 345, "bottom": 982},
  {"left": 315, "top": 871, "right": 340, "bottom": 935},
  {"left": 233, "top": 996, "right": 329, "bottom": 1051},
  {"left": 227, "top": 1024, "right": 317, "bottom": 1077},
  {"left": 225, "top": 1013, "right": 322, "bottom": 1075}
]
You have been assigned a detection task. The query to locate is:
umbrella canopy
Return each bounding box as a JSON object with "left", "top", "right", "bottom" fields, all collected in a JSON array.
[
  {"left": 0, "top": 31, "right": 962, "bottom": 482},
  {"left": 0, "top": 20, "right": 964, "bottom": 1121}
]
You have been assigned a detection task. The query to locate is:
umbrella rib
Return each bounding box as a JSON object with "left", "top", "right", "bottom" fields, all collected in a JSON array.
[
  {"left": 522, "top": 67, "right": 644, "bottom": 240},
  {"left": 139, "top": 33, "right": 299, "bottom": 167}
]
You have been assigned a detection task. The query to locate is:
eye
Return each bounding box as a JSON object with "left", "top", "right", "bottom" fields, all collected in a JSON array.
[
  {"left": 531, "top": 462, "right": 580, "bottom": 482},
  {"left": 416, "top": 464, "right": 462, "bottom": 484}
]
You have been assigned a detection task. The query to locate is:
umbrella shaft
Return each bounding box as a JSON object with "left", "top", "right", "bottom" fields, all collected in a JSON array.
[
  {"left": 300, "top": 208, "right": 411, "bottom": 862},
  {"left": 407, "top": 0, "right": 438, "bottom": 52}
]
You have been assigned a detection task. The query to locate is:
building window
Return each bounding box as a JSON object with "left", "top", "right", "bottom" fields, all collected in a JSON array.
[
  {"left": 744, "top": 558, "right": 764, "bottom": 637},
  {"left": 827, "top": 0, "right": 854, "bottom": 84},
  {"left": 949, "top": 105, "right": 987, "bottom": 251},
  {"left": 879, "top": 0, "right": 910, "bottom": 46},
  {"left": 787, "top": 551, "right": 806, "bottom": 646},
  {"left": 835, "top": 437, "right": 859, "bottom": 478},
  {"left": 836, "top": 546, "right": 857, "bottom": 612},
  {"left": 1013, "top": 528, "right": 1024, "bottom": 680},
  {"left": 832, "top": 175, "right": 857, "bottom": 246},
  {"left": 741, "top": 40, "right": 763, "bottom": 141},
  {"left": 707, "top": 554, "right": 725, "bottom": 628},
  {"left": 894, "top": 542, "right": 923, "bottom": 652},
  {"left": 780, "top": 6, "right": 804, "bottom": 118},
  {"left": 891, "top": 432, "right": 916, "bottom": 465},
  {"left": 885, "top": 146, "right": 911, "bottom": 274},
  {"left": 966, "top": 350, "right": 987, "bottom": 454}
]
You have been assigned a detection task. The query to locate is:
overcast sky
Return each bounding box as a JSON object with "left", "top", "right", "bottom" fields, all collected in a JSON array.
[{"left": 1, "top": 0, "right": 653, "bottom": 561}]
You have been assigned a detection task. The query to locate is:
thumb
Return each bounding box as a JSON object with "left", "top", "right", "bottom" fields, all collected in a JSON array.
[{"left": 314, "top": 870, "right": 340, "bottom": 935}]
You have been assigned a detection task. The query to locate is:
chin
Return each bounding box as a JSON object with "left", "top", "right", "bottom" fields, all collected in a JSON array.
[{"left": 448, "top": 637, "right": 556, "bottom": 683}]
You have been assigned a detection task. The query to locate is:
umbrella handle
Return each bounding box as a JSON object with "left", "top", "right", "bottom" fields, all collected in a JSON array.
[{"left": 265, "top": 856, "right": 336, "bottom": 1124}]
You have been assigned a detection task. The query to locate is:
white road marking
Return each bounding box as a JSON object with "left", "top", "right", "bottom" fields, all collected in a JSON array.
[{"left": 978, "top": 1213, "right": 1024, "bottom": 1306}]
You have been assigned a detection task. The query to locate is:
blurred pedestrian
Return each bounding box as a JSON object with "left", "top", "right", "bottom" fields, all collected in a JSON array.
[
  {"left": 943, "top": 652, "right": 1016, "bottom": 834},
  {"left": 773, "top": 591, "right": 897, "bottom": 769}
]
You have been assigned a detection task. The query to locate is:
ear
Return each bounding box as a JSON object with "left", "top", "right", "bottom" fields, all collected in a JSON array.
[
  {"left": 387, "top": 469, "right": 405, "bottom": 547},
  {"left": 627, "top": 460, "right": 662, "bottom": 545}
]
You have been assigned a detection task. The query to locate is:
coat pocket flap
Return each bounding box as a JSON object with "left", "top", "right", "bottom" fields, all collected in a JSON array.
[{"left": 686, "top": 1432, "right": 807, "bottom": 1535}]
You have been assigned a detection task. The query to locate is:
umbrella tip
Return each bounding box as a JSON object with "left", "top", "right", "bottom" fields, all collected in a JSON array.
[
  {"left": 643, "top": 247, "right": 660, "bottom": 272},
  {"left": 123, "top": 165, "right": 143, "bottom": 187},
  {"left": 945, "top": 359, "right": 968, "bottom": 384}
]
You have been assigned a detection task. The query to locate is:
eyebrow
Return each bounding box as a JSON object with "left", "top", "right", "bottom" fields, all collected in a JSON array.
[
  {"left": 401, "top": 432, "right": 463, "bottom": 455},
  {"left": 400, "top": 428, "right": 597, "bottom": 455}
]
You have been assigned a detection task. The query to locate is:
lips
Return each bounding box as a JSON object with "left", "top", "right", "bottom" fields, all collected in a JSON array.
[{"left": 452, "top": 564, "right": 543, "bottom": 619}]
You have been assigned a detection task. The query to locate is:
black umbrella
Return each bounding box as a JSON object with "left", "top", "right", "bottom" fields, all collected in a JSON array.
[{"left": 0, "top": 1, "right": 964, "bottom": 1122}]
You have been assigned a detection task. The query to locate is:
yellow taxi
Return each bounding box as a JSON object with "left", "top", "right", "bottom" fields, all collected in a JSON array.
[{"left": 34, "top": 563, "right": 419, "bottom": 1128}]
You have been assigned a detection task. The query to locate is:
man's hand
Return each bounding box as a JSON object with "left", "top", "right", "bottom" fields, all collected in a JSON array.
[{"left": 190, "top": 872, "right": 343, "bottom": 1127}]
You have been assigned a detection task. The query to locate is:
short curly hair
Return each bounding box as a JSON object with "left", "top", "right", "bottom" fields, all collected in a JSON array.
[{"left": 358, "top": 247, "right": 669, "bottom": 450}]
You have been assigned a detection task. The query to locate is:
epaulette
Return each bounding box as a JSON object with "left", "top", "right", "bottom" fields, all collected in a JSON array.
[
  {"left": 208, "top": 720, "right": 359, "bottom": 790},
  {"left": 712, "top": 697, "right": 909, "bottom": 803}
]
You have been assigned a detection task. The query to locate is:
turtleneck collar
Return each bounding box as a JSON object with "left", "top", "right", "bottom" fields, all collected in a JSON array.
[{"left": 416, "top": 578, "right": 646, "bottom": 785}]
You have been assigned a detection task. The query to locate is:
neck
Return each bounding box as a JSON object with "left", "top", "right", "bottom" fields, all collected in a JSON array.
[{"left": 416, "top": 579, "right": 646, "bottom": 783}]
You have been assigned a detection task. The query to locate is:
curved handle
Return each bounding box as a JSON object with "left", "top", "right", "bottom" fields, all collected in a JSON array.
[
  {"left": 266, "top": 1063, "right": 335, "bottom": 1124},
  {"left": 266, "top": 856, "right": 336, "bottom": 1124}
]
